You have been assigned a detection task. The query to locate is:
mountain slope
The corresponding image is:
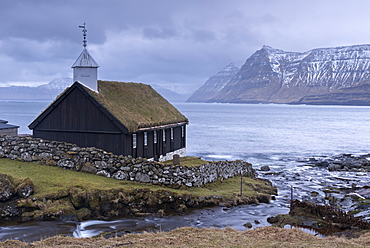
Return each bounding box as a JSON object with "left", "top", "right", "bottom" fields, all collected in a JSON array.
[
  {"left": 150, "top": 84, "right": 189, "bottom": 103},
  {"left": 187, "top": 63, "right": 239, "bottom": 102},
  {"left": 0, "top": 78, "right": 72, "bottom": 100},
  {"left": 189, "top": 44, "right": 370, "bottom": 105}
]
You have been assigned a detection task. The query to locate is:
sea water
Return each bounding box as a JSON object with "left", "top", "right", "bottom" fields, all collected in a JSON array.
[{"left": 176, "top": 102, "right": 370, "bottom": 162}]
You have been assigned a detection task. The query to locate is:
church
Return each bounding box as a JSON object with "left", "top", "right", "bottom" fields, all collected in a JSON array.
[{"left": 29, "top": 24, "right": 188, "bottom": 161}]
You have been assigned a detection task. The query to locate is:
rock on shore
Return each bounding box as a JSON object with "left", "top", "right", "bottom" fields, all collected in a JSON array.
[{"left": 305, "top": 154, "right": 370, "bottom": 172}]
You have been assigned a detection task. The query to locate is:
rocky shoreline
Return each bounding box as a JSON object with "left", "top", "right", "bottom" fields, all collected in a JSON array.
[
  {"left": 268, "top": 199, "right": 370, "bottom": 237},
  {"left": 258, "top": 152, "right": 370, "bottom": 238},
  {"left": 302, "top": 153, "right": 370, "bottom": 172}
]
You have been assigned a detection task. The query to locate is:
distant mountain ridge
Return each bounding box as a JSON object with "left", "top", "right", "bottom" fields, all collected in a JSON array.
[
  {"left": 187, "top": 63, "right": 239, "bottom": 102},
  {"left": 0, "top": 78, "right": 72, "bottom": 100},
  {"left": 188, "top": 44, "right": 370, "bottom": 105},
  {"left": 0, "top": 78, "right": 186, "bottom": 103}
]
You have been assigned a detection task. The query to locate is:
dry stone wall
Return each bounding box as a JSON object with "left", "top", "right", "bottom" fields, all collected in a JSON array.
[{"left": 0, "top": 135, "right": 255, "bottom": 187}]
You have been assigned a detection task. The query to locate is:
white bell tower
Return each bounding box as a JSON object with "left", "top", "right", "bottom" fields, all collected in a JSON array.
[{"left": 72, "top": 23, "right": 99, "bottom": 91}]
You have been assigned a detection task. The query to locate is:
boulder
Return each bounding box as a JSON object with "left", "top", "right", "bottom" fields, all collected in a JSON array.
[
  {"left": 260, "top": 165, "right": 270, "bottom": 171},
  {"left": 328, "top": 163, "right": 342, "bottom": 171},
  {"left": 135, "top": 172, "right": 150, "bottom": 183},
  {"left": 315, "top": 161, "right": 329, "bottom": 167},
  {"left": 16, "top": 178, "right": 34, "bottom": 198},
  {"left": 173, "top": 154, "right": 180, "bottom": 165},
  {"left": 0, "top": 174, "right": 15, "bottom": 201},
  {"left": 81, "top": 162, "right": 97, "bottom": 174},
  {"left": 243, "top": 222, "right": 252, "bottom": 228}
]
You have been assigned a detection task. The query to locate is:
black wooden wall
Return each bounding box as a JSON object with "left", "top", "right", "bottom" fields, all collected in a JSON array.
[
  {"left": 32, "top": 86, "right": 129, "bottom": 156},
  {"left": 31, "top": 84, "right": 187, "bottom": 160}
]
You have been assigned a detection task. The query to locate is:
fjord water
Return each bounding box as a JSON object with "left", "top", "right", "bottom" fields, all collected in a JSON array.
[
  {"left": 0, "top": 100, "right": 370, "bottom": 241},
  {"left": 178, "top": 102, "right": 370, "bottom": 162}
]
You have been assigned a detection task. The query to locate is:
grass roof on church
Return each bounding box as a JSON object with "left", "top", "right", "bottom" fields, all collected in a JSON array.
[{"left": 87, "top": 81, "right": 188, "bottom": 132}]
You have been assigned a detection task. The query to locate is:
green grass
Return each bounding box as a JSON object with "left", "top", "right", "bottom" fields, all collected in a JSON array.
[
  {"left": 0, "top": 158, "right": 273, "bottom": 200},
  {"left": 0, "top": 158, "right": 163, "bottom": 198},
  {"left": 161, "top": 156, "right": 210, "bottom": 167}
]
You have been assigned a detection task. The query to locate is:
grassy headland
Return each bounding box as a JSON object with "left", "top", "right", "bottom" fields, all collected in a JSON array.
[{"left": 0, "top": 158, "right": 276, "bottom": 222}]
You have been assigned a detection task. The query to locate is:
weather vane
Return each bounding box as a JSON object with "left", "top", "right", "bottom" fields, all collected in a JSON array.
[{"left": 79, "top": 23, "right": 87, "bottom": 48}]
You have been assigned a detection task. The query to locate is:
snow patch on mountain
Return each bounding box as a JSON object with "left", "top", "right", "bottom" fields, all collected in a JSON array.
[
  {"left": 188, "top": 44, "right": 370, "bottom": 105},
  {"left": 37, "top": 78, "right": 72, "bottom": 90}
]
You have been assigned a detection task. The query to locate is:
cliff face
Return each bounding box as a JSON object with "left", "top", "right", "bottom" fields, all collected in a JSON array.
[
  {"left": 188, "top": 45, "right": 370, "bottom": 105},
  {"left": 187, "top": 63, "right": 239, "bottom": 102}
]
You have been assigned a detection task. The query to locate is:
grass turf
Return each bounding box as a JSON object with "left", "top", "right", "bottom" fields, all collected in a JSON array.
[{"left": 0, "top": 158, "right": 272, "bottom": 200}]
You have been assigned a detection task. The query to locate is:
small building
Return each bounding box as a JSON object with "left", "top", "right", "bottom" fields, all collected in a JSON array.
[
  {"left": 28, "top": 81, "right": 188, "bottom": 161},
  {"left": 29, "top": 24, "right": 188, "bottom": 161},
  {"left": 0, "top": 119, "right": 19, "bottom": 136}
]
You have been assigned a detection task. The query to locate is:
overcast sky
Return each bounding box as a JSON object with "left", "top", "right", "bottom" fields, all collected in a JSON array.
[{"left": 1, "top": 0, "right": 370, "bottom": 94}]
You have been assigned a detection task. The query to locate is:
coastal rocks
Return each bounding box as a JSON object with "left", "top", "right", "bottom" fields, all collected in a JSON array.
[
  {"left": 289, "top": 200, "right": 370, "bottom": 229},
  {"left": 303, "top": 154, "right": 370, "bottom": 172},
  {"left": 260, "top": 165, "right": 270, "bottom": 171},
  {"left": 328, "top": 164, "right": 342, "bottom": 171},
  {"left": 268, "top": 200, "right": 370, "bottom": 237},
  {"left": 243, "top": 222, "right": 252, "bottom": 228}
]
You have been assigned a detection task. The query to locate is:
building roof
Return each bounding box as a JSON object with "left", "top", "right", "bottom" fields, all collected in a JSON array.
[
  {"left": 0, "top": 119, "right": 19, "bottom": 130},
  {"left": 71, "top": 49, "right": 99, "bottom": 68},
  {"left": 29, "top": 81, "right": 188, "bottom": 133},
  {"left": 87, "top": 81, "right": 188, "bottom": 132}
]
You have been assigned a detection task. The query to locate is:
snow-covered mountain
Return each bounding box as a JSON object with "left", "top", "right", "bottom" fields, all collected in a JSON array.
[
  {"left": 0, "top": 78, "right": 188, "bottom": 103},
  {"left": 188, "top": 44, "right": 370, "bottom": 105},
  {"left": 0, "top": 78, "right": 72, "bottom": 100},
  {"left": 187, "top": 63, "right": 239, "bottom": 102},
  {"left": 37, "top": 78, "right": 72, "bottom": 91}
]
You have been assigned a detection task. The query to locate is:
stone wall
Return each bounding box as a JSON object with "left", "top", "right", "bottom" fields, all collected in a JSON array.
[{"left": 0, "top": 135, "right": 254, "bottom": 187}]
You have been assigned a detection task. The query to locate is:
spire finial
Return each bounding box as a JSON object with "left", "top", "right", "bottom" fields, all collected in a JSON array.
[{"left": 79, "top": 23, "right": 87, "bottom": 48}]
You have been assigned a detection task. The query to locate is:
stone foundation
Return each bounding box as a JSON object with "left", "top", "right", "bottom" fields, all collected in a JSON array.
[{"left": 158, "top": 148, "right": 186, "bottom": 162}]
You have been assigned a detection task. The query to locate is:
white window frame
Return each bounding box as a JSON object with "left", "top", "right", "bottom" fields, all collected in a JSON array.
[
  {"left": 144, "top": 132, "right": 148, "bottom": 146},
  {"left": 181, "top": 126, "right": 184, "bottom": 137},
  {"left": 171, "top": 128, "right": 174, "bottom": 140},
  {"left": 154, "top": 131, "right": 157, "bottom": 144},
  {"left": 132, "top": 133, "right": 137, "bottom": 149},
  {"left": 163, "top": 129, "right": 166, "bottom": 142}
]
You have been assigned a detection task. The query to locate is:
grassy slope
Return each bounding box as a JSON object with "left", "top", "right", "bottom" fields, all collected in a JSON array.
[
  {"left": 0, "top": 158, "right": 271, "bottom": 200},
  {"left": 160, "top": 156, "right": 210, "bottom": 167}
]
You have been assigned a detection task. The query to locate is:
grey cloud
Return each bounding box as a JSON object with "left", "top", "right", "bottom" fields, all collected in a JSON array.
[
  {"left": 142, "top": 27, "right": 178, "bottom": 40},
  {"left": 1, "top": 0, "right": 370, "bottom": 94},
  {"left": 189, "top": 29, "right": 216, "bottom": 43}
]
